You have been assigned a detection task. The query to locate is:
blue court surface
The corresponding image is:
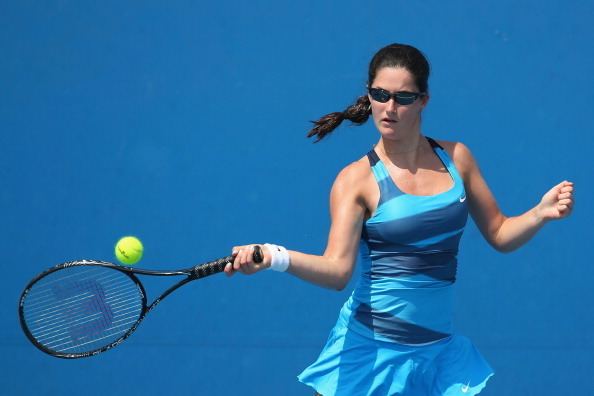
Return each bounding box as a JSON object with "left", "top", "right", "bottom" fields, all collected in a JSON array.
[{"left": 1, "top": 1, "right": 593, "bottom": 395}]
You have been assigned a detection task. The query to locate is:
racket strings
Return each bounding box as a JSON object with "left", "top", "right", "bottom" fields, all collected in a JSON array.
[{"left": 22, "top": 266, "right": 144, "bottom": 354}]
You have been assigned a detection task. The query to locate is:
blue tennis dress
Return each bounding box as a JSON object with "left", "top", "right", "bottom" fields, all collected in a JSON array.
[{"left": 298, "top": 137, "right": 494, "bottom": 395}]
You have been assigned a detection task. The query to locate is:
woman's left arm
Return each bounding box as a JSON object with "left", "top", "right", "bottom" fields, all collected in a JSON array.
[{"left": 449, "top": 142, "right": 575, "bottom": 253}]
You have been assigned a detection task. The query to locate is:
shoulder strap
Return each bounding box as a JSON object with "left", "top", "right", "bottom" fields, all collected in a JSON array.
[
  {"left": 425, "top": 136, "right": 465, "bottom": 187},
  {"left": 366, "top": 148, "right": 380, "bottom": 167},
  {"left": 425, "top": 136, "right": 444, "bottom": 150},
  {"left": 365, "top": 148, "right": 403, "bottom": 203}
]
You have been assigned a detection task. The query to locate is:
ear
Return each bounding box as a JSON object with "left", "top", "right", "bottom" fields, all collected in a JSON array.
[{"left": 420, "top": 93, "right": 430, "bottom": 108}]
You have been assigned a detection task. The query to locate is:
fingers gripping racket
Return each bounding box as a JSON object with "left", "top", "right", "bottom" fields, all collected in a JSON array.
[{"left": 18, "top": 247, "right": 263, "bottom": 359}]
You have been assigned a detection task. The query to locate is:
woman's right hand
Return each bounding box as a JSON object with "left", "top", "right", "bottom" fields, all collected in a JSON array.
[
  {"left": 225, "top": 244, "right": 271, "bottom": 276},
  {"left": 222, "top": 159, "right": 368, "bottom": 288}
]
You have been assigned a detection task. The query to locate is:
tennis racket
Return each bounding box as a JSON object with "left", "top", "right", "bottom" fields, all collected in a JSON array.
[{"left": 18, "top": 246, "right": 263, "bottom": 359}]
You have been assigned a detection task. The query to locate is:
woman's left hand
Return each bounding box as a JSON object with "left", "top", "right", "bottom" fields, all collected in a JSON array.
[{"left": 536, "top": 180, "right": 574, "bottom": 221}]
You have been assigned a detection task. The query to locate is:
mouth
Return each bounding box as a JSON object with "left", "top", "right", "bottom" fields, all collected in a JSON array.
[{"left": 381, "top": 118, "right": 397, "bottom": 124}]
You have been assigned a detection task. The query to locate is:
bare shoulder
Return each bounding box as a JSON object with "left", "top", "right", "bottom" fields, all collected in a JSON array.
[
  {"left": 334, "top": 156, "right": 371, "bottom": 185},
  {"left": 331, "top": 156, "right": 372, "bottom": 197},
  {"left": 433, "top": 138, "right": 478, "bottom": 180}
]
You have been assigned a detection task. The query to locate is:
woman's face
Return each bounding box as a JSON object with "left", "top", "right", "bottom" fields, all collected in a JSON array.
[{"left": 368, "top": 67, "right": 429, "bottom": 140}]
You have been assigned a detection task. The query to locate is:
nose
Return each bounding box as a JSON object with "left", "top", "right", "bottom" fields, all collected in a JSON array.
[{"left": 386, "top": 98, "right": 399, "bottom": 112}]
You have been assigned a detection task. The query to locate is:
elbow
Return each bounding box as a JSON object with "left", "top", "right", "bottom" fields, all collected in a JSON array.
[
  {"left": 322, "top": 255, "right": 355, "bottom": 291},
  {"left": 489, "top": 216, "right": 515, "bottom": 253},
  {"left": 490, "top": 236, "right": 518, "bottom": 253},
  {"left": 493, "top": 243, "right": 515, "bottom": 253},
  {"left": 332, "top": 267, "right": 353, "bottom": 291}
]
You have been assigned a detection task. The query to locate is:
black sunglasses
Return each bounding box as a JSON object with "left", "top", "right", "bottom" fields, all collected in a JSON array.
[{"left": 368, "top": 87, "right": 426, "bottom": 105}]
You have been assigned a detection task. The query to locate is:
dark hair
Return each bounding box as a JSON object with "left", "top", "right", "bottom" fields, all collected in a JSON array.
[{"left": 307, "top": 43, "right": 430, "bottom": 142}]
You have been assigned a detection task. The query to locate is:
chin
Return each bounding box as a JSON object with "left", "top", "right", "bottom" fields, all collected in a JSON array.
[{"left": 378, "top": 128, "right": 402, "bottom": 140}]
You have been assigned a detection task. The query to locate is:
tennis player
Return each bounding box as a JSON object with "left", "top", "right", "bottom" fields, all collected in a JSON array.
[{"left": 226, "top": 43, "right": 574, "bottom": 395}]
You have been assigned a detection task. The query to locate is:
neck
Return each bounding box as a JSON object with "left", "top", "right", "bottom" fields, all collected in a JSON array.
[{"left": 376, "top": 133, "right": 426, "bottom": 168}]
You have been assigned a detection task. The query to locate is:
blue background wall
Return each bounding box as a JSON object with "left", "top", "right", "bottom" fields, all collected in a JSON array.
[{"left": 2, "top": 1, "right": 593, "bottom": 394}]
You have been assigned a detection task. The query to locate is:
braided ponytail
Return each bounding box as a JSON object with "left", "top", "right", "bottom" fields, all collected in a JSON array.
[{"left": 306, "top": 95, "right": 371, "bottom": 142}]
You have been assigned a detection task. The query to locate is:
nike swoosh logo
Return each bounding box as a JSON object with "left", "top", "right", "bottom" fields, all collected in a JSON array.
[
  {"left": 461, "top": 381, "right": 471, "bottom": 393},
  {"left": 460, "top": 195, "right": 467, "bottom": 202}
]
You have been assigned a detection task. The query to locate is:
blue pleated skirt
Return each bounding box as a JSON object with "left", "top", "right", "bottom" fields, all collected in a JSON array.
[{"left": 298, "top": 322, "right": 494, "bottom": 396}]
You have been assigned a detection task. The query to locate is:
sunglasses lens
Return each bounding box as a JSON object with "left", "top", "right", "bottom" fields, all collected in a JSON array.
[
  {"left": 370, "top": 89, "right": 390, "bottom": 103},
  {"left": 395, "top": 93, "right": 417, "bottom": 105}
]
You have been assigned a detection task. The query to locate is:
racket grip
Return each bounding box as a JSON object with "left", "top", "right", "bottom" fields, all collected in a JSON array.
[{"left": 192, "top": 245, "right": 263, "bottom": 279}]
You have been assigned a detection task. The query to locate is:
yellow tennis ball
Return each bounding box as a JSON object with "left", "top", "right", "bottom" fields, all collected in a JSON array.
[{"left": 115, "top": 236, "right": 143, "bottom": 265}]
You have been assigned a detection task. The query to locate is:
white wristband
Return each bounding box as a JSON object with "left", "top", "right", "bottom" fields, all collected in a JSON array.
[{"left": 264, "top": 243, "right": 290, "bottom": 272}]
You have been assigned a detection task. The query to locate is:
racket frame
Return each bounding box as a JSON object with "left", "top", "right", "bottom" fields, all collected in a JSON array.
[{"left": 19, "top": 250, "right": 260, "bottom": 359}]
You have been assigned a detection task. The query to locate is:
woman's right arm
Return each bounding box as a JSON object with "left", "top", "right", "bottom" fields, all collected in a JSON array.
[{"left": 227, "top": 162, "right": 369, "bottom": 291}]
